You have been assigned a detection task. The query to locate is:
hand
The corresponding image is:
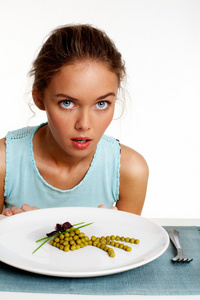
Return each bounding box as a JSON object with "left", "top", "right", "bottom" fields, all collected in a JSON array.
[
  {"left": 98, "top": 204, "right": 118, "bottom": 210},
  {"left": 3, "top": 204, "right": 38, "bottom": 216}
]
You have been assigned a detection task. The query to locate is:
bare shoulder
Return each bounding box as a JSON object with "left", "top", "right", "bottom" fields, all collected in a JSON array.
[
  {"left": 0, "top": 137, "right": 6, "bottom": 213},
  {"left": 120, "top": 144, "right": 149, "bottom": 179},
  {"left": 117, "top": 144, "right": 149, "bottom": 215}
]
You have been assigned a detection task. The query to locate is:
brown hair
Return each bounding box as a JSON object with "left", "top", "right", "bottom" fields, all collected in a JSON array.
[{"left": 29, "top": 24, "right": 126, "bottom": 93}]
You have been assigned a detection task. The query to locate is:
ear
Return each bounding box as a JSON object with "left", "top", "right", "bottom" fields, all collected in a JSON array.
[{"left": 32, "top": 87, "right": 45, "bottom": 111}]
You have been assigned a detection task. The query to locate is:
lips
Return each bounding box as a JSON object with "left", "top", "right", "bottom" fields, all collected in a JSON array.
[{"left": 71, "top": 137, "right": 92, "bottom": 149}]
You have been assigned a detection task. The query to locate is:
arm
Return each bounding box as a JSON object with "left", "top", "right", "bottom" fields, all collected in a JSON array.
[
  {"left": 0, "top": 137, "right": 38, "bottom": 216},
  {"left": 0, "top": 138, "right": 6, "bottom": 214},
  {"left": 116, "top": 144, "right": 149, "bottom": 215}
]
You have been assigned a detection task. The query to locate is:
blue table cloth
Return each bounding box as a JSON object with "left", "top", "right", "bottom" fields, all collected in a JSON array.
[{"left": 0, "top": 226, "right": 199, "bottom": 295}]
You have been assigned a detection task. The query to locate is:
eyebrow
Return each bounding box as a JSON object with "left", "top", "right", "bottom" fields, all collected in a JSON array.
[{"left": 55, "top": 92, "right": 116, "bottom": 101}]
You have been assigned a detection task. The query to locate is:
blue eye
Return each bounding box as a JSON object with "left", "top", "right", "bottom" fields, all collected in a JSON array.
[
  {"left": 60, "top": 100, "right": 74, "bottom": 109},
  {"left": 96, "top": 101, "right": 109, "bottom": 110}
]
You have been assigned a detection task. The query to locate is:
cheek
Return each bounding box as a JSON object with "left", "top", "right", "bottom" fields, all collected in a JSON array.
[
  {"left": 105, "top": 114, "right": 114, "bottom": 127},
  {"left": 46, "top": 108, "right": 69, "bottom": 126},
  {"left": 97, "top": 111, "right": 114, "bottom": 131},
  {"left": 46, "top": 110, "right": 69, "bottom": 135}
]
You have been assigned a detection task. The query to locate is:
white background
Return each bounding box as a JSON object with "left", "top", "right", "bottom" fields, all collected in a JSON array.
[{"left": 0, "top": 0, "right": 199, "bottom": 218}]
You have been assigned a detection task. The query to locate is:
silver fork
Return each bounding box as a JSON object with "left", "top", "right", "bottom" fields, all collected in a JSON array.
[{"left": 167, "top": 228, "right": 193, "bottom": 262}]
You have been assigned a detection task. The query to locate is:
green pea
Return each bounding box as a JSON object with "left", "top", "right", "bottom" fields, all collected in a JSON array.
[
  {"left": 92, "top": 241, "right": 98, "bottom": 247},
  {"left": 108, "top": 250, "right": 115, "bottom": 258},
  {"left": 100, "top": 243, "right": 106, "bottom": 250},
  {"left": 125, "top": 246, "right": 132, "bottom": 252},
  {"left": 96, "top": 243, "right": 101, "bottom": 248},
  {"left": 119, "top": 243, "right": 124, "bottom": 249},
  {"left": 79, "top": 232, "right": 85, "bottom": 238},
  {"left": 76, "top": 239, "right": 81, "bottom": 245},
  {"left": 64, "top": 245, "right": 70, "bottom": 252},
  {"left": 73, "top": 235, "right": 79, "bottom": 241},
  {"left": 104, "top": 246, "right": 109, "bottom": 252}
]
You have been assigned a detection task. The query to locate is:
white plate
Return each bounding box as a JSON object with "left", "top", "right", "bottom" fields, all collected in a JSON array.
[{"left": 0, "top": 207, "right": 169, "bottom": 277}]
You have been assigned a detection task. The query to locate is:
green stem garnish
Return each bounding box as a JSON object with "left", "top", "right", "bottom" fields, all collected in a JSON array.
[{"left": 32, "top": 222, "right": 93, "bottom": 254}]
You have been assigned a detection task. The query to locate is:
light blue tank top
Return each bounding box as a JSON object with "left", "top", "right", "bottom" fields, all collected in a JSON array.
[{"left": 4, "top": 124, "right": 120, "bottom": 209}]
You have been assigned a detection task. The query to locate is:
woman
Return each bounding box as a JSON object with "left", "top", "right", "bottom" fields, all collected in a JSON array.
[{"left": 0, "top": 24, "right": 148, "bottom": 216}]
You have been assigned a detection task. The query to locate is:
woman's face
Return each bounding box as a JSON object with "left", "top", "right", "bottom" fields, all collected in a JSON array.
[{"left": 39, "top": 60, "right": 119, "bottom": 159}]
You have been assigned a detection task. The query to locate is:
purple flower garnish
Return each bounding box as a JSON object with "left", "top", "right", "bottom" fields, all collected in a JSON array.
[
  {"left": 46, "top": 230, "right": 59, "bottom": 237},
  {"left": 46, "top": 221, "right": 72, "bottom": 237},
  {"left": 56, "top": 223, "right": 63, "bottom": 232},
  {"left": 62, "top": 222, "right": 72, "bottom": 231}
]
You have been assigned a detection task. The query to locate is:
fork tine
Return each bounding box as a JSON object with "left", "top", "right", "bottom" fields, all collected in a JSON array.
[
  {"left": 183, "top": 258, "right": 189, "bottom": 262},
  {"left": 176, "top": 258, "right": 183, "bottom": 262},
  {"left": 186, "top": 258, "right": 193, "bottom": 263}
]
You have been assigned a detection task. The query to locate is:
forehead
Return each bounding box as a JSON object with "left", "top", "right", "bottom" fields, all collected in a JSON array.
[
  {"left": 59, "top": 60, "right": 117, "bottom": 79},
  {"left": 47, "top": 60, "right": 119, "bottom": 94}
]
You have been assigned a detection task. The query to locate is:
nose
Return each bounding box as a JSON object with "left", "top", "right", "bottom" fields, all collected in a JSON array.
[{"left": 75, "top": 109, "right": 91, "bottom": 131}]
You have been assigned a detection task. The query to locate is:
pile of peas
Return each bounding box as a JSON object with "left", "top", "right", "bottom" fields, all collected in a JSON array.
[{"left": 50, "top": 227, "right": 140, "bottom": 258}]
